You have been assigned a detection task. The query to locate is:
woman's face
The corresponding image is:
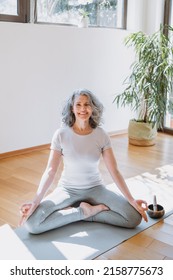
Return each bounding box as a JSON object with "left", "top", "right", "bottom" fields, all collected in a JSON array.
[{"left": 72, "top": 94, "right": 93, "bottom": 122}]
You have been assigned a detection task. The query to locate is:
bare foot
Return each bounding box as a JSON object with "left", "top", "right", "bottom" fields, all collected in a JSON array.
[{"left": 80, "top": 202, "right": 109, "bottom": 218}]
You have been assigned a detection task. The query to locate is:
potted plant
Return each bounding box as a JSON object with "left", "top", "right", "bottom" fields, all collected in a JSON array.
[
  {"left": 78, "top": 8, "right": 90, "bottom": 28},
  {"left": 113, "top": 25, "right": 173, "bottom": 146},
  {"left": 78, "top": 0, "right": 93, "bottom": 28}
]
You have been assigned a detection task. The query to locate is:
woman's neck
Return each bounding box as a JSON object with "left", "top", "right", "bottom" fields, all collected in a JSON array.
[{"left": 72, "top": 121, "right": 93, "bottom": 135}]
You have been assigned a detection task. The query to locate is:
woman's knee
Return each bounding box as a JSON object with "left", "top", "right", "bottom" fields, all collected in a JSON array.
[
  {"left": 126, "top": 210, "right": 142, "bottom": 228},
  {"left": 24, "top": 217, "right": 41, "bottom": 234},
  {"left": 24, "top": 200, "right": 54, "bottom": 234}
]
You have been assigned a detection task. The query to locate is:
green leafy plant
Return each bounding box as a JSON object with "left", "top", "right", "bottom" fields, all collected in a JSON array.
[
  {"left": 79, "top": 8, "right": 90, "bottom": 18},
  {"left": 113, "top": 25, "right": 173, "bottom": 129},
  {"left": 99, "top": 0, "right": 111, "bottom": 9},
  {"left": 78, "top": 0, "right": 93, "bottom": 18}
]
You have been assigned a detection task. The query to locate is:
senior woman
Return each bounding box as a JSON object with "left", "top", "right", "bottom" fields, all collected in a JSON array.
[{"left": 19, "top": 88, "right": 148, "bottom": 234}]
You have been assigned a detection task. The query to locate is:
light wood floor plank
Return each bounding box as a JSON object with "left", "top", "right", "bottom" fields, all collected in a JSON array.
[
  {"left": 144, "top": 227, "right": 173, "bottom": 247},
  {"left": 121, "top": 231, "right": 154, "bottom": 248},
  {"left": 148, "top": 239, "right": 173, "bottom": 259},
  {"left": 98, "top": 242, "right": 165, "bottom": 260}
]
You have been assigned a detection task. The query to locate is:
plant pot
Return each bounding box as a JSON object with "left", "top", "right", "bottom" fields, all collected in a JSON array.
[
  {"left": 128, "top": 120, "right": 157, "bottom": 146},
  {"left": 78, "top": 17, "right": 89, "bottom": 28}
]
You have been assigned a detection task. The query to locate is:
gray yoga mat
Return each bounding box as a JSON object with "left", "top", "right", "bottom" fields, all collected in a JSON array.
[{"left": 14, "top": 213, "right": 171, "bottom": 260}]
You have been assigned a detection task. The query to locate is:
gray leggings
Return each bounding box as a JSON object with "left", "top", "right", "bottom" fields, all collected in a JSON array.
[{"left": 25, "top": 184, "right": 142, "bottom": 234}]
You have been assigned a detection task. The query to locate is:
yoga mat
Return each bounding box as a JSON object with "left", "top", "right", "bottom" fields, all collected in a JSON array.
[{"left": 1, "top": 164, "right": 173, "bottom": 260}]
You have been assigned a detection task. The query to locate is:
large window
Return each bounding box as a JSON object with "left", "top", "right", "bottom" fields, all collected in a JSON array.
[
  {"left": 36, "top": 0, "right": 127, "bottom": 29},
  {"left": 0, "top": 0, "right": 127, "bottom": 28},
  {"left": 0, "top": 0, "right": 30, "bottom": 22}
]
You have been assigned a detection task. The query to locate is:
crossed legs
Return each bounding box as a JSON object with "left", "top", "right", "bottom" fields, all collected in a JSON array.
[{"left": 24, "top": 185, "right": 142, "bottom": 234}]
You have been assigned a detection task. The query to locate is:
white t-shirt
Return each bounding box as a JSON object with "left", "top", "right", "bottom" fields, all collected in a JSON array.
[{"left": 50, "top": 126, "right": 111, "bottom": 189}]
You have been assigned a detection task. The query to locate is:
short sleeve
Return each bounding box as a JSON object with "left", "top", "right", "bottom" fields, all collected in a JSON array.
[
  {"left": 99, "top": 128, "right": 111, "bottom": 152},
  {"left": 50, "top": 129, "right": 62, "bottom": 152},
  {"left": 102, "top": 134, "right": 111, "bottom": 151}
]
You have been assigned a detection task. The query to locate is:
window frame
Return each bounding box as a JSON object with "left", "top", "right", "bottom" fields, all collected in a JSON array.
[
  {"left": 163, "top": 0, "right": 171, "bottom": 35},
  {"left": 122, "top": 0, "right": 128, "bottom": 29},
  {"left": 35, "top": 0, "right": 128, "bottom": 30},
  {"left": 163, "top": 0, "right": 173, "bottom": 134},
  {"left": 0, "top": 0, "right": 30, "bottom": 23}
]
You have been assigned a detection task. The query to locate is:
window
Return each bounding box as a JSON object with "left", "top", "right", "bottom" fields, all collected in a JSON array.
[
  {"left": 0, "top": 0, "right": 127, "bottom": 28},
  {"left": 0, "top": 0, "right": 30, "bottom": 23},
  {"left": 36, "top": 0, "right": 127, "bottom": 29},
  {"left": 164, "top": 0, "right": 173, "bottom": 133}
]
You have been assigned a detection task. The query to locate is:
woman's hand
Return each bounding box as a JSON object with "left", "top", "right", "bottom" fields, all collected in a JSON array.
[
  {"left": 130, "top": 199, "right": 148, "bottom": 222},
  {"left": 19, "top": 201, "right": 38, "bottom": 226}
]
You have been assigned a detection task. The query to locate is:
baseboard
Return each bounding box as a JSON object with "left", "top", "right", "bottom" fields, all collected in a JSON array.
[
  {"left": 108, "top": 129, "right": 128, "bottom": 136},
  {"left": 0, "top": 130, "right": 128, "bottom": 160},
  {"left": 0, "top": 144, "right": 50, "bottom": 160}
]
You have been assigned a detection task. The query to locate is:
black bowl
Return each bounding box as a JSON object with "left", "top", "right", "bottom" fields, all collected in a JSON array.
[{"left": 147, "top": 204, "right": 165, "bottom": 219}]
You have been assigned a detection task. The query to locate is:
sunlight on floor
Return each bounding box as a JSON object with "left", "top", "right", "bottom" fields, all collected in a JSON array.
[
  {"left": 52, "top": 241, "right": 98, "bottom": 260},
  {"left": 0, "top": 224, "right": 35, "bottom": 260}
]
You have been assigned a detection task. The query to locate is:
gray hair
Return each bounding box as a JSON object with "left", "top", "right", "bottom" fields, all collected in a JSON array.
[{"left": 62, "top": 89, "right": 104, "bottom": 128}]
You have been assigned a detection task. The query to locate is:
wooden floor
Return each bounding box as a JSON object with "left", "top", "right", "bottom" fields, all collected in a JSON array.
[{"left": 0, "top": 132, "right": 173, "bottom": 259}]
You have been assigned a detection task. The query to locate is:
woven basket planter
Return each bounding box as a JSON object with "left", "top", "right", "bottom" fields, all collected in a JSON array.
[{"left": 128, "top": 120, "right": 157, "bottom": 146}]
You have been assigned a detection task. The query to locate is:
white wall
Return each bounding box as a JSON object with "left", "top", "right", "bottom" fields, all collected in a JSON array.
[
  {"left": 0, "top": 0, "right": 165, "bottom": 153},
  {"left": 0, "top": 23, "right": 134, "bottom": 153}
]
